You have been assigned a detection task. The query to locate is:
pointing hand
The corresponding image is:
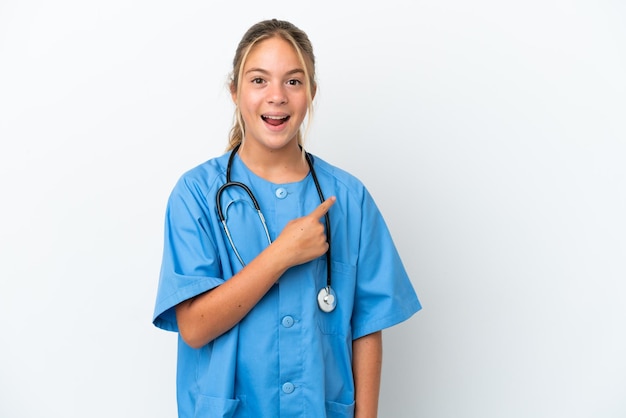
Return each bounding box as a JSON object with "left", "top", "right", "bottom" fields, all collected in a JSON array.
[{"left": 274, "top": 197, "right": 336, "bottom": 267}]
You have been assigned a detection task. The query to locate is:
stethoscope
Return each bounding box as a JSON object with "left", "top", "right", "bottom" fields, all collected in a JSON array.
[{"left": 216, "top": 144, "right": 336, "bottom": 313}]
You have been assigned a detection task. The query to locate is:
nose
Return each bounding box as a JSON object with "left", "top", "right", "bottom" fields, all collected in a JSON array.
[{"left": 267, "top": 83, "right": 288, "bottom": 105}]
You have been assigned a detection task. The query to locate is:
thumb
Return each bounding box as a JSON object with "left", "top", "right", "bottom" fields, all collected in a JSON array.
[{"left": 309, "top": 196, "right": 336, "bottom": 219}]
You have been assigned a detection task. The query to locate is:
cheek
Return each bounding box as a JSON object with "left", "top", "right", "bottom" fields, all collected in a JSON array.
[
  {"left": 238, "top": 91, "right": 263, "bottom": 113},
  {"left": 293, "top": 97, "right": 310, "bottom": 118},
  {"left": 293, "top": 91, "right": 309, "bottom": 110},
  {"left": 237, "top": 98, "right": 257, "bottom": 121}
]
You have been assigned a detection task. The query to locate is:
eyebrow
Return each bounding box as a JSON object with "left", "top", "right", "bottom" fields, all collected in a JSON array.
[{"left": 244, "top": 68, "right": 305, "bottom": 76}]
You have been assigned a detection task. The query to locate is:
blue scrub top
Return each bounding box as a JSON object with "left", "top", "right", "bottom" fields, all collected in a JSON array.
[{"left": 153, "top": 151, "right": 421, "bottom": 418}]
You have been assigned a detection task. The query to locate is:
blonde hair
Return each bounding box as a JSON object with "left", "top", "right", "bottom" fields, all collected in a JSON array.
[{"left": 227, "top": 19, "right": 317, "bottom": 151}]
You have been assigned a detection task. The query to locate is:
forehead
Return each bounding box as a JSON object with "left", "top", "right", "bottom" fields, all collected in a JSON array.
[{"left": 244, "top": 36, "right": 303, "bottom": 71}]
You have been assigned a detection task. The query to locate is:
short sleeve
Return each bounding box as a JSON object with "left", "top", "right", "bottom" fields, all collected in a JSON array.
[
  {"left": 152, "top": 176, "right": 224, "bottom": 332},
  {"left": 351, "top": 188, "right": 421, "bottom": 339}
]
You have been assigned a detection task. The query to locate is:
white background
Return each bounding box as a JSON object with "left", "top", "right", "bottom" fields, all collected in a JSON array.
[{"left": 1, "top": 1, "right": 625, "bottom": 417}]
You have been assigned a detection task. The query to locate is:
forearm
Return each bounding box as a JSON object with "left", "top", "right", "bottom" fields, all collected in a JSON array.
[
  {"left": 352, "top": 331, "right": 383, "bottom": 418},
  {"left": 175, "top": 243, "right": 289, "bottom": 348}
]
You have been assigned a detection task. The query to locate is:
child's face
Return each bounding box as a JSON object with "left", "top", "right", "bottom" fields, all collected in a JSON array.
[{"left": 233, "top": 36, "right": 309, "bottom": 153}]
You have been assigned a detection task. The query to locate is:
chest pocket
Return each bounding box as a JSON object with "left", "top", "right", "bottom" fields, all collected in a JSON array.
[{"left": 314, "top": 258, "right": 356, "bottom": 336}]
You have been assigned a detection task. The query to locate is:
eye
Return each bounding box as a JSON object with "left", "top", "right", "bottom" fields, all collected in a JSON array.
[
  {"left": 287, "top": 79, "right": 303, "bottom": 86},
  {"left": 251, "top": 77, "right": 265, "bottom": 84}
]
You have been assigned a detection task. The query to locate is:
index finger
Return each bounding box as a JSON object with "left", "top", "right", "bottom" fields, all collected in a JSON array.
[{"left": 308, "top": 196, "right": 336, "bottom": 219}]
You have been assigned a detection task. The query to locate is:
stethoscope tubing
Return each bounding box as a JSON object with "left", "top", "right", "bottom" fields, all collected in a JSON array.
[
  {"left": 304, "top": 151, "right": 332, "bottom": 289},
  {"left": 216, "top": 181, "right": 272, "bottom": 267},
  {"left": 216, "top": 144, "right": 335, "bottom": 311}
]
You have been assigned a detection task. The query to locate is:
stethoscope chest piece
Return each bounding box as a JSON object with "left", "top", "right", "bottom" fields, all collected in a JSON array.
[{"left": 317, "top": 286, "right": 337, "bottom": 313}]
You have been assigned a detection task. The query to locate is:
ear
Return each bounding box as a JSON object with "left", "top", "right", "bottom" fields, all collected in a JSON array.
[
  {"left": 311, "top": 82, "right": 317, "bottom": 100},
  {"left": 230, "top": 82, "right": 237, "bottom": 104}
]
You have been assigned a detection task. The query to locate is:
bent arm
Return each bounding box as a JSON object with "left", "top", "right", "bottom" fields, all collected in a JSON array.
[
  {"left": 175, "top": 241, "right": 289, "bottom": 348},
  {"left": 353, "top": 331, "right": 383, "bottom": 418},
  {"left": 175, "top": 197, "right": 336, "bottom": 348}
]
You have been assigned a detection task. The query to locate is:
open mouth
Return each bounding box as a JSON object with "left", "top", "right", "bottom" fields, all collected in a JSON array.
[{"left": 262, "top": 115, "right": 290, "bottom": 126}]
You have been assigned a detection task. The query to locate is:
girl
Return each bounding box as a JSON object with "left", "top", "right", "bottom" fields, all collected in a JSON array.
[{"left": 153, "top": 19, "right": 421, "bottom": 418}]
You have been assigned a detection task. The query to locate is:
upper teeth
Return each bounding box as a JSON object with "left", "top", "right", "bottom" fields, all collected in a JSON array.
[{"left": 265, "top": 115, "right": 286, "bottom": 120}]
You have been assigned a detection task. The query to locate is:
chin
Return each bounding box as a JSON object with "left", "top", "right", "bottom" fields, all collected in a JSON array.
[{"left": 258, "top": 136, "right": 300, "bottom": 150}]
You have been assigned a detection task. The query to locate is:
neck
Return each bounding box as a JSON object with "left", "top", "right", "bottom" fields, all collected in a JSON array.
[{"left": 237, "top": 141, "right": 308, "bottom": 183}]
